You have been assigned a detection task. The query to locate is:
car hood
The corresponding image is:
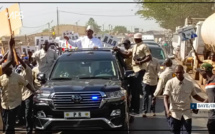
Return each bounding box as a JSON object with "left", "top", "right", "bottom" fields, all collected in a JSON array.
[
  {"left": 41, "top": 79, "right": 122, "bottom": 92},
  {"left": 158, "top": 59, "right": 165, "bottom": 65}
]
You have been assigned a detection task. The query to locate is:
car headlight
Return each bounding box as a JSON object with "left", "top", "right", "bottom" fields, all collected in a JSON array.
[
  {"left": 160, "top": 66, "right": 165, "bottom": 70},
  {"left": 105, "top": 90, "right": 126, "bottom": 101},
  {"left": 34, "top": 90, "right": 52, "bottom": 104}
]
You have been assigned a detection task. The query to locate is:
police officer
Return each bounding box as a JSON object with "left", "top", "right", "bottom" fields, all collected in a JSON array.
[{"left": 130, "top": 33, "right": 152, "bottom": 115}]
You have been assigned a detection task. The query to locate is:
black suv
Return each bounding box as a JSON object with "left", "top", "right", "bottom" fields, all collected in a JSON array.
[{"left": 34, "top": 49, "right": 130, "bottom": 133}]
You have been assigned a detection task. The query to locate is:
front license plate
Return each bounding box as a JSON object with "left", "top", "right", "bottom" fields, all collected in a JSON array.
[{"left": 64, "top": 111, "right": 90, "bottom": 118}]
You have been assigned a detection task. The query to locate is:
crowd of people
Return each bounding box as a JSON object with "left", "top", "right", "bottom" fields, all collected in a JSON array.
[
  {"left": 0, "top": 25, "right": 214, "bottom": 134},
  {"left": 113, "top": 34, "right": 215, "bottom": 134}
]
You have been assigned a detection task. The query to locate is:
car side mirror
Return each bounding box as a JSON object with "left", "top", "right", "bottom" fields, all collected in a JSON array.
[
  {"left": 37, "top": 73, "right": 47, "bottom": 84},
  {"left": 168, "top": 55, "right": 175, "bottom": 59},
  {"left": 124, "top": 70, "right": 134, "bottom": 78}
]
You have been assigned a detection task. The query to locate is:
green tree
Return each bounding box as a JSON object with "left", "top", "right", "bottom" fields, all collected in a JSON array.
[
  {"left": 42, "top": 28, "right": 50, "bottom": 32},
  {"left": 86, "top": 18, "right": 101, "bottom": 33},
  {"left": 113, "top": 26, "right": 127, "bottom": 33},
  {"left": 136, "top": 0, "right": 214, "bottom": 30}
]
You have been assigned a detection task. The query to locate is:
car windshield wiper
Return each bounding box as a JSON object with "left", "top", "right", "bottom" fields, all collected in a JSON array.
[
  {"left": 50, "top": 78, "right": 72, "bottom": 80},
  {"left": 78, "top": 76, "right": 112, "bottom": 79}
]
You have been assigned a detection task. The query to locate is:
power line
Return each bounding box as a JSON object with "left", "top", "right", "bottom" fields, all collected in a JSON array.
[
  {"left": 23, "top": 20, "right": 53, "bottom": 28},
  {"left": 59, "top": 10, "right": 136, "bottom": 17}
]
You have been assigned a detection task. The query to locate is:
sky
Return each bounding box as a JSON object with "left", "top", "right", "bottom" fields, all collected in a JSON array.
[{"left": 0, "top": 0, "right": 164, "bottom": 35}]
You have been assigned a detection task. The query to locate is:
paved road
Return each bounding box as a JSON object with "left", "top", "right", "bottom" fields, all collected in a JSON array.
[
  {"left": 129, "top": 70, "right": 209, "bottom": 134},
  {"left": 4, "top": 60, "right": 210, "bottom": 134},
  {"left": 130, "top": 97, "right": 208, "bottom": 134}
]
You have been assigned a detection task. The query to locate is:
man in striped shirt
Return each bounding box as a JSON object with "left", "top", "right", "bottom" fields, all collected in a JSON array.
[{"left": 197, "top": 63, "right": 215, "bottom": 134}]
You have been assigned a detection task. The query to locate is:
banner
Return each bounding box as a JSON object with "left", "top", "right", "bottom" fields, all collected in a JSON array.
[
  {"left": 35, "top": 36, "right": 50, "bottom": 49},
  {"left": 21, "top": 46, "right": 36, "bottom": 55},
  {"left": 0, "top": 4, "right": 22, "bottom": 37},
  {"left": 62, "top": 31, "right": 79, "bottom": 40},
  {"left": 102, "top": 34, "right": 119, "bottom": 47}
]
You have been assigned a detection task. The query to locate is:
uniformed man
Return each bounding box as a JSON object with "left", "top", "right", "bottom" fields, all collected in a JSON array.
[
  {"left": 130, "top": 33, "right": 152, "bottom": 114},
  {"left": 64, "top": 25, "right": 102, "bottom": 49},
  {"left": 32, "top": 41, "right": 58, "bottom": 78},
  {"left": 152, "top": 58, "right": 174, "bottom": 127},
  {"left": 153, "top": 59, "right": 174, "bottom": 98},
  {"left": 0, "top": 65, "right": 36, "bottom": 134},
  {"left": 0, "top": 37, "right": 15, "bottom": 131},
  {"left": 16, "top": 55, "right": 36, "bottom": 134},
  {"left": 163, "top": 65, "right": 206, "bottom": 134},
  {"left": 197, "top": 63, "right": 215, "bottom": 134},
  {"left": 142, "top": 55, "right": 160, "bottom": 117},
  {"left": 113, "top": 39, "right": 133, "bottom": 70}
]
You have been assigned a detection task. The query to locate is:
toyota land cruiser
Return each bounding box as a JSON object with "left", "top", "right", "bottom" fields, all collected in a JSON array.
[{"left": 34, "top": 49, "right": 130, "bottom": 134}]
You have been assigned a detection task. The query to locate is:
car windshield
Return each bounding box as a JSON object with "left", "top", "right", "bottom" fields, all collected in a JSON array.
[
  {"left": 50, "top": 60, "right": 118, "bottom": 80},
  {"left": 145, "top": 42, "right": 160, "bottom": 46},
  {"left": 150, "top": 48, "right": 166, "bottom": 60}
]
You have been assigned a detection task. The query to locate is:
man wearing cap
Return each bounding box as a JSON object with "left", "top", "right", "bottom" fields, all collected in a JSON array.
[
  {"left": 197, "top": 63, "right": 215, "bottom": 134},
  {"left": 163, "top": 65, "right": 206, "bottom": 134},
  {"left": 32, "top": 40, "right": 58, "bottom": 78},
  {"left": 130, "top": 33, "right": 152, "bottom": 114},
  {"left": 64, "top": 25, "right": 102, "bottom": 49},
  {"left": 113, "top": 39, "right": 133, "bottom": 70}
]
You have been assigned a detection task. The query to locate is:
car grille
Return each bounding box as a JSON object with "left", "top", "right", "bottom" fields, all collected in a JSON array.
[{"left": 52, "top": 92, "right": 102, "bottom": 110}]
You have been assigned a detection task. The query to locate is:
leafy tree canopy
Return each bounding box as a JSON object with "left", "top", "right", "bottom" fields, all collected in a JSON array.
[
  {"left": 136, "top": 0, "right": 214, "bottom": 30},
  {"left": 113, "top": 26, "right": 128, "bottom": 33},
  {"left": 86, "top": 18, "right": 101, "bottom": 33}
]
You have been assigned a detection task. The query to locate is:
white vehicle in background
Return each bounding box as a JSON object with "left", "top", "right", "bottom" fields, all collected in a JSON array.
[
  {"left": 142, "top": 34, "right": 155, "bottom": 41},
  {"left": 171, "top": 33, "right": 181, "bottom": 55}
]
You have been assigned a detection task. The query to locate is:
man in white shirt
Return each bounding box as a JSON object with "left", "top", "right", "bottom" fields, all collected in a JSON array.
[
  {"left": 163, "top": 65, "right": 206, "bottom": 134},
  {"left": 32, "top": 41, "right": 58, "bottom": 78},
  {"left": 142, "top": 56, "right": 160, "bottom": 117},
  {"left": 64, "top": 25, "right": 103, "bottom": 49}
]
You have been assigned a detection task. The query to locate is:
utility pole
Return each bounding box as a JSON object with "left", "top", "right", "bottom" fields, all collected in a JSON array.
[
  {"left": 57, "top": 7, "right": 59, "bottom": 36},
  {"left": 75, "top": 20, "right": 80, "bottom": 33},
  {"left": 48, "top": 23, "right": 50, "bottom": 31},
  {"left": 76, "top": 22, "right": 78, "bottom": 33}
]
